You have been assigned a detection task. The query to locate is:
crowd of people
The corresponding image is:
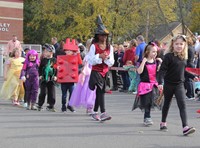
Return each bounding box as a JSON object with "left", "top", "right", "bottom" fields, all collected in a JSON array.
[{"left": 1, "top": 15, "right": 200, "bottom": 136}]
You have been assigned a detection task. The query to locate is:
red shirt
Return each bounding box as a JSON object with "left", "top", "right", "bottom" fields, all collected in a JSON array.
[
  {"left": 92, "top": 44, "right": 110, "bottom": 77},
  {"left": 123, "top": 47, "right": 136, "bottom": 65},
  {"left": 77, "top": 53, "right": 83, "bottom": 65}
]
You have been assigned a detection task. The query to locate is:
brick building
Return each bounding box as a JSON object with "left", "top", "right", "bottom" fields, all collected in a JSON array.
[{"left": 0, "top": 0, "right": 23, "bottom": 44}]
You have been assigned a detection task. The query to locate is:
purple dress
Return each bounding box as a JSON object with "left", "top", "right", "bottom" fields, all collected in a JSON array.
[
  {"left": 21, "top": 62, "right": 39, "bottom": 104},
  {"left": 69, "top": 57, "right": 96, "bottom": 109}
]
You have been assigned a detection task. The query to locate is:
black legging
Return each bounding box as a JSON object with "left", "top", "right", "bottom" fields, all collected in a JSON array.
[
  {"left": 162, "top": 82, "right": 188, "bottom": 127},
  {"left": 111, "top": 70, "right": 118, "bottom": 89},
  {"left": 38, "top": 81, "right": 56, "bottom": 108},
  {"left": 93, "top": 86, "right": 105, "bottom": 113}
]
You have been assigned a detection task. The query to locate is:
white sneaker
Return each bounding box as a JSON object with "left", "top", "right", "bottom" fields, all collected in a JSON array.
[
  {"left": 100, "top": 112, "right": 112, "bottom": 121},
  {"left": 132, "top": 91, "right": 137, "bottom": 95},
  {"left": 144, "top": 118, "right": 153, "bottom": 126},
  {"left": 23, "top": 103, "right": 28, "bottom": 108},
  {"left": 91, "top": 113, "right": 101, "bottom": 121},
  {"left": 186, "top": 97, "right": 195, "bottom": 100}
]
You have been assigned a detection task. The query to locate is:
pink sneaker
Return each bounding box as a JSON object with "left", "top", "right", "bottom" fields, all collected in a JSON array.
[
  {"left": 183, "top": 126, "right": 196, "bottom": 136},
  {"left": 13, "top": 100, "right": 20, "bottom": 106},
  {"left": 91, "top": 113, "right": 101, "bottom": 121},
  {"left": 100, "top": 112, "right": 112, "bottom": 121}
]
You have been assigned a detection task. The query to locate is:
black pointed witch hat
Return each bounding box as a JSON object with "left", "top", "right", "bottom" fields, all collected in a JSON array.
[{"left": 95, "top": 15, "right": 109, "bottom": 35}]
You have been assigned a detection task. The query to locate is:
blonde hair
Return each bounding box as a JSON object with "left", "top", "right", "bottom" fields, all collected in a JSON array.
[
  {"left": 118, "top": 44, "right": 124, "bottom": 51},
  {"left": 10, "top": 48, "right": 21, "bottom": 57},
  {"left": 186, "top": 36, "right": 195, "bottom": 46},
  {"left": 168, "top": 35, "right": 188, "bottom": 60},
  {"left": 86, "top": 38, "right": 93, "bottom": 52},
  {"left": 129, "top": 39, "right": 137, "bottom": 48}
]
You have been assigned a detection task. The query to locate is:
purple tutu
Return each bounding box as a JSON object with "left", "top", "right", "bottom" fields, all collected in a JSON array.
[{"left": 69, "top": 63, "right": 96, "bottom": 109}]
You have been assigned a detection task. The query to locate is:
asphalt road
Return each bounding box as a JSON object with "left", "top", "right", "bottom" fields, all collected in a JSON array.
[{"left": 0, "top": 86, "right": 200, "bottom": 148}]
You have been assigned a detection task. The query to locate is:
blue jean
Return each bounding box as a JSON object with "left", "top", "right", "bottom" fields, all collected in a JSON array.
[
  {"left": 121, "top": 72, "right": 130, "bottom": 90},
  {"left": 135, "top": 72, "right": 140, "bottom": 91},
  {"left": 61, "top": 83, "right": 74, "bottom": 106},
  {"left": 135, "top": 63, "right": 141, "bottom": 91},
  {"left": 184, "top": 77, "right": 194, "bottom": 98}
]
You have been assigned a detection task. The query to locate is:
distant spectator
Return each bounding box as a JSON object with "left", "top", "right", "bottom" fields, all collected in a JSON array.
[
  {"left": 194, "top": 35, "right": 200, "bottom": 68},
  {"left": 194, "top": 35, "right": 200, "bottom": 53},
  {"left": 135, "top": 35, "right": 146, "bottom": 64},
  {"left": 21, "top": 47, "right": 30, "bottom": 58},
  {"left": 55, "top": 40, "right": 65, "bottom": 57},
  {"left": 111, "top": 44, "right": 119, "bottom": 91},
  {"left": 24, "top": 48, "right": 30, "bottom": 55},
  {"left": 154, "top": 39, "right": 163, "bottom": 59},
  {"left": 119, "top": 43, "right": 130, "bottom": 92},
  {"left": 51, "top": 37, "right": 60, "bottom": 55},
  {"left": 185, "top": 36, "right": 195, "bottom": 100},
  {"left": 118, "top": 45, "right": 125, "bottom": 68},
  {"left": 135, "top": 35, "right": 146, "bottom": 91},
  {"left": 5, "top": 35, "right": 22, "bottom": 57},
  {"left": 123, "top": 39, "right": 137, "bottom": 65},
  {"left": 76, "top": 39, "right": 86, "bottom": 60},
  {"left": 78, "top": 43, "right": 86, "bottom": 60}
]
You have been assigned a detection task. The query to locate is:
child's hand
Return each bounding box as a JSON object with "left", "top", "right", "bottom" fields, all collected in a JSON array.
[
  {"left": 99, "top": 53, "right": 107, "bottom": 60},
  {"left": 158, "top": 85, "right": 163, "bottom": 91},
  {"left": 104, "top": 51, "right": 110, "bottom": 59},
  {"left": 21, "top": 76, "right": 26, "bottom": 82},
  {"left": 99, "top": 52, "right": 109, "bottom": 60},
  {"left": 156, "top": 58, "right": 162, "bottom": 63},
  {"left": 132, "top": 68, "right": 137, "bottom": 72},
  {"left": 193, "top": 76, "right": 199, "bottom": 82},
  {"left": 53, "top": 76, "right": 57, "bottom": 81},
  {"left": 142, "top": 58, "right": 147, "bottom": 63}
]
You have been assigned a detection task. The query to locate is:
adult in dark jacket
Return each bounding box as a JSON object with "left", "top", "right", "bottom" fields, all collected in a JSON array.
[
  {"left": 111, "top": 44, "right": 119, "bottom": 91},
  {"left": 185, "top": 37, "right": 195, "bottom": 100},
  {"left": 51, "top": 37, "right": 60, "bottom": 56}
]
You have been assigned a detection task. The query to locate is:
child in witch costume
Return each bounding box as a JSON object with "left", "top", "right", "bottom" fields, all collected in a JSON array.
[
  {"left": 132, "top": 42, "right": 162, "bottom": 126},
  {"left": 87, "top": 15, "right": 114, "bottom": 121},
  {"left": 38, "top": 44, "right": 57, "bottom": 112},
  {"left": 20, "top": 49, "right": 39, "bottom": 110}
]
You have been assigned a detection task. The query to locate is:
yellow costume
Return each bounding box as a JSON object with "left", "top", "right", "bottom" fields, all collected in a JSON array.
[{"left": 0, "top": 57, "right": 25, "bottom": 100}]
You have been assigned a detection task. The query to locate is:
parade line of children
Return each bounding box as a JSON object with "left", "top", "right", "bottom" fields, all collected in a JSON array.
[{"left": 0, "top": 15, "right": 199, "bottom": 136}]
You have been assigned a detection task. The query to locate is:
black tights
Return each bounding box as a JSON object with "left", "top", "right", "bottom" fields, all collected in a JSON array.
[
  {"left": 93, "top": 86, "right": 105, "bottom": 113},
  {"left": 38, "top": 81, "right": 55, "bottom": 108},
  {"left": 162, "top": 83, "right": 188, "bottom": 127}
]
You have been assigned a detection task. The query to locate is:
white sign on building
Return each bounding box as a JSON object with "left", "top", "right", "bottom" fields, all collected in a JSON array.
[{"left": 0, "top": 23, "right": 10, "bottom": 32}]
